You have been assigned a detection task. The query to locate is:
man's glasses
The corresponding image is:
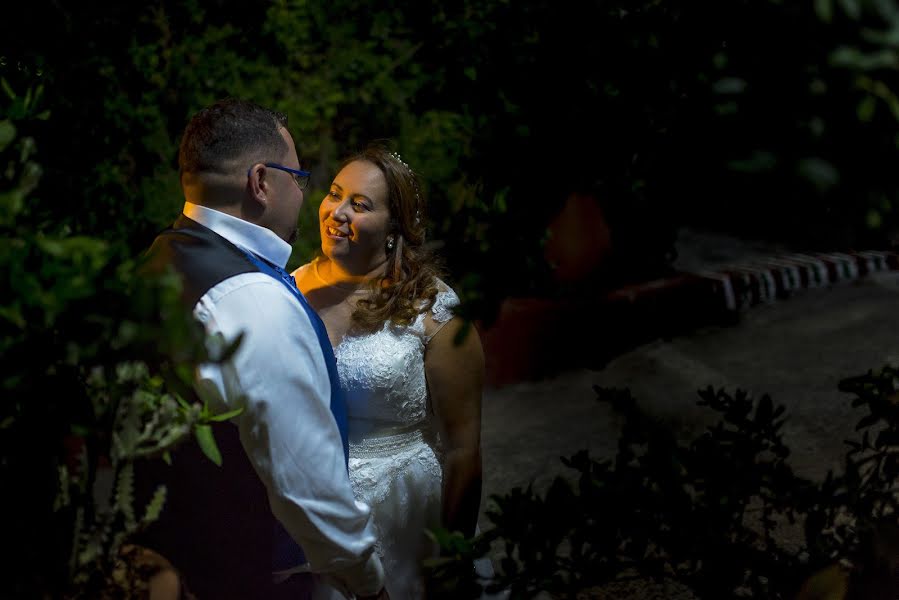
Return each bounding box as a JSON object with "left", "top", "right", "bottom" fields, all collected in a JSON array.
[{"left": 247, "top": 163, "right": 311, "bottom": 190}]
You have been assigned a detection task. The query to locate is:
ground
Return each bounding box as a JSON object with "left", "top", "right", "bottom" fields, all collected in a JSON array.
[
  {"left": 481, "top": 243, "right": 899, "bottom": 504},
  {"left": 476, "top": 239, "right": 899, "bottom": 597}
]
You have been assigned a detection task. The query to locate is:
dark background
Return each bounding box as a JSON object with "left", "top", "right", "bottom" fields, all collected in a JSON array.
[{"left": 5, "top": 0, "right": 897, "bottom": 311}]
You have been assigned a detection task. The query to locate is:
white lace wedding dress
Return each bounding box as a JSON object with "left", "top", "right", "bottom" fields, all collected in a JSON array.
[{"left": 311, "top": 277, "right": 487, "bottom": 599}]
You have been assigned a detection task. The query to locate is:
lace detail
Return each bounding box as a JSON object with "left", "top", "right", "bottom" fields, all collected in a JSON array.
[
  {"left": 348, "top": 439, "right": 441, "bottom": 512},
  {"left": 346, "top": 438, "right": 441, "bottom": 600},
  {"left": 336, "top": 319, "right": 428, "bottom": 424},
  {"left": 329, "top": 277, "right": 458, "bottom": 599},
  {"left": 335, "top": 278, "right": 459, "bottom": 424},
  {"left": 431, "top": 280, "right": 459, "bottom": 323}
]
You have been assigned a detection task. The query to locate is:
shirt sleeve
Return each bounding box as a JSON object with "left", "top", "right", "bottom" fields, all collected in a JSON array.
[{"left": 193, "top": 273, "right": 384, "bottom": 595}]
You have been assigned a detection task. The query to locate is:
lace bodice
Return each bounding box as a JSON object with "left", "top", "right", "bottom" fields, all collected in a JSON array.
[{"left": 335, "top": 280, "right": 459, "bottom": 429}]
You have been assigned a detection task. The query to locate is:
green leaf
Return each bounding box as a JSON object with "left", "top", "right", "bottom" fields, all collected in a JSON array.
[
  {"left": 830, "top": 46, "right": 861, "bottom": 68},
  {"left": 713, "top": 77, "right": 747, "bottom": 94},
  {"left": 0, "top": 120, "right": 15, "bottom": 152},
  {"left": 815, "top": 0, "right": 833, "bottom": 23},
  {"left": 866, "top": 209, "right": 883, "bottom": 229},
  {"left": 797, "top": 157, "right": 840, "bottom": 191},
  {"left": 175, "top": 363, "right": 194, "bottom": 385},
  {"left": 0, "top": 189, "right": 25, "bottom": 224},
  {"left": 162, "top": 451, "right": 172, "bottom": 466},
  {"left": 857, "top": 95, "right": 876, "bottom": 122},
  {"left": 728, "top": 151, "right": 777, "bottom": 173},
  {"left": 36, "top": 235, "right": 109, "bottom": 260},
  {"left": 70, "top": 424, "right": 92, "bottom": 437},
  {"left": 0, "top": 304, "right": 24, "bottom": 329},
  {"left": 195, "top": 424, "right": 222, "bottom": 466},
  {"left": 174, "top": 392, "right": 193, "bottom": 412},
  {"left": 115, "top": 463, "right": 136, "bottom": 528},
  {"left": 837, "top": 0, "right": 861, "bottom": 19},
  {"left": 141, "top": 485, "right": 167, "bottom": 524},
  {"left": 207, "top": 407, "right": 244, "bottom": 422},
  {"left": 0, "top": 78, "right": 15, "bottom": 100}
]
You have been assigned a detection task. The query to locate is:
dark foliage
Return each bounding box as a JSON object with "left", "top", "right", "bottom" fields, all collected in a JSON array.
[
  {"left": 428, "top": 366, "right": 899, "bottom": 599},
  {"left": 3, "top": 0, "right": 898, "bottom": 324}
]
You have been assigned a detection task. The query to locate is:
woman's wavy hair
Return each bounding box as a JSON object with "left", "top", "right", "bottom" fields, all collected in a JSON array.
[{"left": 346, "top": 142, "right": 443, "bottom": 330}]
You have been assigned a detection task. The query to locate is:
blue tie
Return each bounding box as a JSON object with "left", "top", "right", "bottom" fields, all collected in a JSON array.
[
  {"left": 236, "top": 249, "right": 352, "bottom": 572},
  {"left": 236, "top": 250, "right": 349, "bottom": 458}
]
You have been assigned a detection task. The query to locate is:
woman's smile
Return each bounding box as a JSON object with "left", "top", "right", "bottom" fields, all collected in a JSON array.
[{"left": 326, "top": 225, "right": 350, "bottom": 239}]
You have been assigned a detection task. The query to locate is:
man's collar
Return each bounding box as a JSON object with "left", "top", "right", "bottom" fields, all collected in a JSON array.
[{"left": 182, "top": 202, "right": 292, "bottom": 268}]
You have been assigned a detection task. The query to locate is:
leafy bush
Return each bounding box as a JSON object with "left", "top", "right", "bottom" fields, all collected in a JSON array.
[
  {"left": 428, "top": 366, "right": 899, "bottom": 599},
  {"left": 6, "top": 0, "right": 899, "bottom": 326},
  {"left": 0, "top": 82, "right": 232, "bottom": 598}
]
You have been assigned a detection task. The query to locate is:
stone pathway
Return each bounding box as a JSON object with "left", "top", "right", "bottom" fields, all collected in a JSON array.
[
  {"left": 476, "top": 262, "right": 899, "bottom": 596},
  {"left": 481, "top": 270, "right": 899, "bottom": 506}
]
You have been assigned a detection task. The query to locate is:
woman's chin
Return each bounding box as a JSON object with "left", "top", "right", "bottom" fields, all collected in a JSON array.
[{"left": 320, "top": 241, "right": 348, "bottom": 260}]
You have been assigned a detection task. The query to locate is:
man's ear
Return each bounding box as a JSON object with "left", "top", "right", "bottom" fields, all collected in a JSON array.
[{"left": 247, "top": 163, "right": 270, "bottom": 207}]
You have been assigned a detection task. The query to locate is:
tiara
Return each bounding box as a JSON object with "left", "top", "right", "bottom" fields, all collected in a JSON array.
[{"left": 390, "top": 151, "right": 422, "bottom": 225}]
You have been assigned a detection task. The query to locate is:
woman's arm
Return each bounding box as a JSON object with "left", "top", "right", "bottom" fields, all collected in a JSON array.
[{"left": 425, "top": 317, "right": 485, "bottom": 537}]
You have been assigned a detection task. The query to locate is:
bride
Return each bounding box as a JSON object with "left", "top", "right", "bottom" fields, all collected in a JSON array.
[{"left": 292, "top": 144, "right": 485, "bottom": 599}]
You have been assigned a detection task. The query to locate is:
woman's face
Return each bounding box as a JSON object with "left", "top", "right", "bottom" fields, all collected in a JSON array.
[{"left": 319, "top": 160, "right": 392, "bottom": 274}]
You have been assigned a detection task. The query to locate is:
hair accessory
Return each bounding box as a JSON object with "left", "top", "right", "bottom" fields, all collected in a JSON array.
[
  {"left": 390, "top": 151, "right": 410, "bottom": 170},
  {"left": 389, "top": 151, "right": 423, "bottom": 214}
]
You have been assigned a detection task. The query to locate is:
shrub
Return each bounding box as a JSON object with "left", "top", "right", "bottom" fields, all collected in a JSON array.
[{"left": 428, "top": 366, "right": 899, "bottom": 599}]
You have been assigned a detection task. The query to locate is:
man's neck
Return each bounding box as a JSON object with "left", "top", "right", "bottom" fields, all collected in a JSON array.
[{"left": 182, "top": 201, "right": 292, "bottom": 269}]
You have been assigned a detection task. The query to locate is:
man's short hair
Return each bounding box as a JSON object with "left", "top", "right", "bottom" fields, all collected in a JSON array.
[{"left": 178, "top": 98, "right": 289, "bottom": 177}]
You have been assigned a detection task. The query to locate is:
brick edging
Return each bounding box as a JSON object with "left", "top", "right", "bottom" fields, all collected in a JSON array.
[
  {"left": 482, "top": 250, "right": 898, "bottom": 386},
  {"left": 602, "top": 250, "right": 898, "bottom": 313},
  {"left": 692, "top": 250, "right": 898, "bottom": 312}
]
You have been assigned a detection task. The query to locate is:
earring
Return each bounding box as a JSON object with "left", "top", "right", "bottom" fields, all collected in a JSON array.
[{"left": 387, "top": 236, "right": 395, "bottom": 250}]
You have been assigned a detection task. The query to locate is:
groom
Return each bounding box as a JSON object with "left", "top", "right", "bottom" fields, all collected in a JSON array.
[{"left": 141, "top": 99, "right": 387, "bottom": 599}]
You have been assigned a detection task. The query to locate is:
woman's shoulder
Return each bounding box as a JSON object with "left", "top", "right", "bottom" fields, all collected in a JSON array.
[
  {"left": 290, "top": 256, "right": 322, "bottom": 276},
  {"left": 290, "top": 256, "right": 317, "bottom": 278},
  {"left": 291, "top": 257, "right": 320, "bottom": 293}
]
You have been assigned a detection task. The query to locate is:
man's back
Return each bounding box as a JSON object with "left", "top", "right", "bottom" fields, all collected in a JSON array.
[{"left": 138, "top": 218, "right": 280, "bottom": 598}]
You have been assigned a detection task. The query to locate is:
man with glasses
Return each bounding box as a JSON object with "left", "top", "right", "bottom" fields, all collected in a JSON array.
[{"left": 141, "top": 98, "right": 388, "bottom": 599}]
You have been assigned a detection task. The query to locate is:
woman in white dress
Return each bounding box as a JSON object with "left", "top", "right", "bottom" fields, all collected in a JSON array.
[{"left": 293, "top": 144, "right": 485, "bottom": 599}]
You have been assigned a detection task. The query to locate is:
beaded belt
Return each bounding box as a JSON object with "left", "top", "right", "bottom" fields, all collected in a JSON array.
[{"left": 348, "top": 420, "right": 430, "bottom": 459}]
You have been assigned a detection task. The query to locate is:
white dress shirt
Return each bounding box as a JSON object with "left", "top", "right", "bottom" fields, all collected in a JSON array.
[{"left": 182, "top": 202, "right": 385, "bottom": 596}]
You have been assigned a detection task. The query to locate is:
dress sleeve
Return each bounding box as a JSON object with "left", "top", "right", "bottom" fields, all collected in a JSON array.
[
  {"left": 193, "top": 273, "right": 384, "bottom": 595},
  {"left": 424, "top": 279, "right": 461, "bottom": 343}
]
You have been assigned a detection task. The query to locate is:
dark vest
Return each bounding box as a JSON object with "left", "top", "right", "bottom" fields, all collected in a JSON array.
[{"left": 137, "top": 215, "right": 346, "bottom": 599}]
